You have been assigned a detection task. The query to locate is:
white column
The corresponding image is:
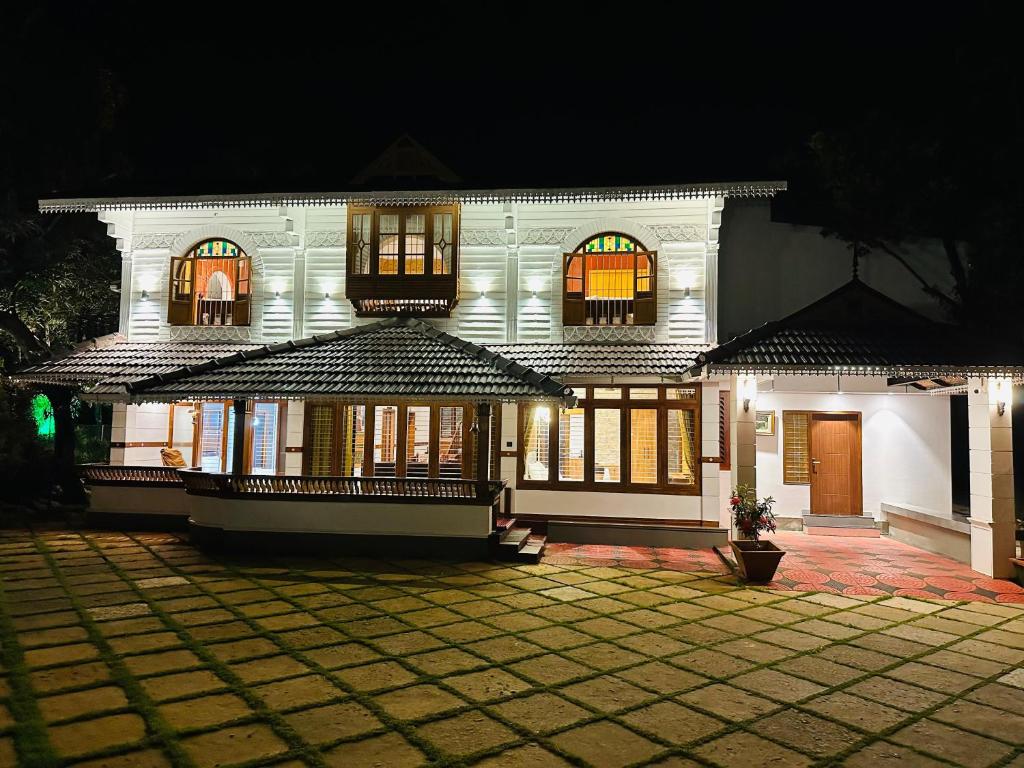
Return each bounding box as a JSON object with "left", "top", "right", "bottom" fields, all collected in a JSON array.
[
  {"left": 284, "top": 400, "right": 305, "bottom": 476},
  {"left": 110, "top": 403, "right": 128, "bottom": 465},
  {"left": 504, "top": 203, "right": 519, "bottom": 342},
  {"left": 700, "top": 381, "right": 721, "bottom": 526},
  {"left": 292, "top": 253, "right": 306, "bottom": 339},
  {"left": 968, "top": 377, "right": 1016, "bottom": 577}
]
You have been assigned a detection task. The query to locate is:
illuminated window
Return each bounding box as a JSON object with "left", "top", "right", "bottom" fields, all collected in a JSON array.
[
  {"left": 374, "top": 405, "right": 399, "bottom": 476},
  {"left": 667, "top": 409, "right": 697, "bottom": 486},
  {"left": 784, "top": 411, "right": 811, "bottom": 484},
  {"left": 594, "top": 409, "right": 621, "bottom": 482},
  {"left": 406, "top": 406, "right": 431, "bottom": 477},
  {"left": 558, "top": 407, "right": 585, "bottom": 481},
  {"left": 563, "top": 232, "right": 656, "bottom": 326},
  {"left": 307, "top": 404, "right": 336, "bottom": 476},
  {"left": 168, "top": 239, "right": 251, "bottom": 326},
  {"left": 523, "top": 405, "right": 552, "bottom": 481},
  {"left": 250, "top": 403, "right": 279, "bottom": 475},
  {"left": 438, "top": 406, "right": 464, "bottom": 478},
  {"left": 630, "top": 409, "right": 658, "bottom": 483}
]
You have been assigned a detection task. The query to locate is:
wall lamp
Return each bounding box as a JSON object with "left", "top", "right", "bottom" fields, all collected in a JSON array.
[
  {"left": 324, "top": 291, "right": 331, "bottom": 299},
  {"left": 989, "top": 377, "right": 1011, "bottom": 417},
  {"left": 274, "top": 290, "right": 281, "bottom": 298},
  {"left": 140, "top": 289, "right": 149, "bottom": 300},
  {"left": 738, "top": 375, "right": 757, "bottom": 413}
]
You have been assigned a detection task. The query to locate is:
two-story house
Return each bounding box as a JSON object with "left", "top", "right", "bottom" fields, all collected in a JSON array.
[{"left": 12, "top": 179, "right": 1023, "bottom": 578}]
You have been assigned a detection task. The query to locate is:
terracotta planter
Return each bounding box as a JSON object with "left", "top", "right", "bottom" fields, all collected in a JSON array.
[{"left": 730, "top": 540, "right": 786, "bottom": 583}]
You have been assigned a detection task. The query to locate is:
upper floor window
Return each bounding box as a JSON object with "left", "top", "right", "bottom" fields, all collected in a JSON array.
[
  {"left": 346, "top": 205, "right": 459, "bottom": 317},
  {"left": 168, "top": 239, "right": 251, "bottom": 326},
  {"left": 563, "top": 233, "right": 657, "bottom": 326}
]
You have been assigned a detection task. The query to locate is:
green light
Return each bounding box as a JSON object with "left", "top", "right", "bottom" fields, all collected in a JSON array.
[{"left": 32, "top": 394, "right": 55, "bottom": 438}]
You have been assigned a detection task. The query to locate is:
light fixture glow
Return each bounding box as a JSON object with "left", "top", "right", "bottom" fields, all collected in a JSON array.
[
  {"left": 737, "top": 376, "right": 758, "bottom": 412},
  {"left": 989, "top": 377, "right": 1011, "bottom": 416}
]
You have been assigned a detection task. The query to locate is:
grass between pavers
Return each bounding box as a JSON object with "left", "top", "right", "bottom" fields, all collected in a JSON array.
[{"left": 0, "top": 529, "right": 1021, "bottom": 768}]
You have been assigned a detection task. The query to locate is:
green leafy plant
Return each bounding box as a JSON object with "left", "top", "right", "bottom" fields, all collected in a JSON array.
[{"left": 729, "top": 484, "right": 777, "bottom": 542}]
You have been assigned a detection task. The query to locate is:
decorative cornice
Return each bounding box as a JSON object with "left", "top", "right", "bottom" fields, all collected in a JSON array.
[
  {"left": 306, "top": 231, "right": 346, "bottom": 248},
  {"left": 650, "top": 223, "right": 704, "bottom": 242},
  {"left": 168, "top": 325, "right": 253, "bottom": 343},
  {"left": 562, "top": 325, "right": 657, "bottom": 344},
  {"left": 521, "top": 227, "right": 576, "bottom": 245},
  {"left": 461, "top": 229, "right": 506, "bottom": 246},
  {"left": 246, "top": 232, "right": 295, "bottom": 248},
  {"left": 39, "top": 181, "right": 788, "bottom": 213},
  {"left": 132, "top": 233, "right": 176, "bottom": 249}
]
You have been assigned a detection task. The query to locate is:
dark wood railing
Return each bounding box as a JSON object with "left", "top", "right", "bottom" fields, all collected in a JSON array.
[
  {"left": 178, "top": 470, "right": 506, "bottom": 505},
  {"left": 78, "top": 464, "right": 185, "bottom": 487}
]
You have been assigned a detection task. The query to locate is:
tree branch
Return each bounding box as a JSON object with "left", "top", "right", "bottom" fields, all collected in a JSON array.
[
  {"left": 875, "top": 242, "right": 961, "bottom": 311},
  {"left": 0, "top": 310, "right": 51, "bottom": 358}
]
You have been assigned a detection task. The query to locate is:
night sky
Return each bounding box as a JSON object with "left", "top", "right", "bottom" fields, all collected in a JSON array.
[{"left": 5, "top": 2, "right": 1008, "bottom": 218}]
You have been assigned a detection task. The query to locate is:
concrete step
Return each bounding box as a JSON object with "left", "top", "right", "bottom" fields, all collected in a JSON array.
[
  {"left": 496, "top": 527, "right": 533, "bottom": 560},
  {"left": 803, "top": 514, "right": 880, "bottom": 537},
  {"left": 495, "top": 517, "right": 515, "bottom": 532},
  {"left": 517, "top": 535, "right": 547, "bottom": 564}
]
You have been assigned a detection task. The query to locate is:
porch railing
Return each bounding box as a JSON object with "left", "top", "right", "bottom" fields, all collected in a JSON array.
[
  {"left": 77, "top": 464, "right": 185, "bottom": 487},
  {"left": 178, "top": 469, "right": 506, "bottom": 505}
]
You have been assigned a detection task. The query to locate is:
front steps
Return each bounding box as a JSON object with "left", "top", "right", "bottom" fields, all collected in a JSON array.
[
  {"left": 493, "top": 517, "right": 547, "bottom": 564},
  {"left": 803, "top": 514, "right": 881, "bottom": 537}
]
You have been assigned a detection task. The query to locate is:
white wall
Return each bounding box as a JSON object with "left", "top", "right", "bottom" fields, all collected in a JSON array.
[
  {"left": 108, "top": 197, "right": 720, "bottom": 347},
  {"left": 755, "top": 388, "right": 952, "bottom": 518}
]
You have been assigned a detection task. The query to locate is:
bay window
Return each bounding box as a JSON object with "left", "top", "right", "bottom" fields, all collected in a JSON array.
[{"left": 518, "top": 385, "right": 701, "bottom": 494}]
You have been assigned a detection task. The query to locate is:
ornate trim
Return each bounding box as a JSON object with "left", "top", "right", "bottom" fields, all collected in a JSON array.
[
  {"left": 520, "top": 227, "right": 576, "bottom": 246},
  {"left": 246, "top": 232, "right": 295, "bottom": 248},
  {"left": 132, "top": 233, "right": 176, "bottom": 249},
  {"left": 168, "top": 226, "right": 265, "bottom": 274},
  {"left": 306, "top": 231, "right": 346, "bottom": 248},
  {"left": 650, "top": 223, "right": 705, "bottom": 242},
  {"left": 460, "top": 229, "right": 506, "bottom": 246},
  {"left": 168, "top": 326, "right": 253, "bottom": 343},
  {"left": 562, "top": 325, "right": 657, "bottom": 344}
]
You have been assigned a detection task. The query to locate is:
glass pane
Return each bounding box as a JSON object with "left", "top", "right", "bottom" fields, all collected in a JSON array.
[
  {"left": 308, "top": 404, "right": 335, "bottom": 476},
  {"left": 784, "top": 412, "right": 811, "bottom": 484},
  {"left": 630, "top": 388, "right": 659, "bottom": 399},
  {"left": 630, "top": 409, "right": 657, "bottom": 484},
  {"left": 582, "top": 233, "right": 640, "bottom": 252},
  {"left": 250, "top": 403, "right": 279, "bottom": 475},
  {"left": 199, "top": 403, "right": 225, "bottom": 473},
  {"left": 406, "top": 406, "right": 431, "bottom": 477},
  {"left": 594, "top": 409, "right": 621, "bottom": 483},
  {"left": 433, "top": 213, "right": 453, "bottom": 274},
  {"left": 352, "top": 214, "right": 372, "bottom": 274},
  {"left": 438, "top": 406, "right": 464, "bottom": 478},
  {"left": 667, "top": 387, "right": 698, "bottom": 400},
  {"left": 592, "top": 387, "right": 621, "bottom": 399},
  {"left": 225, "top": 406, "right": 235, "bottom": 474},
  {"left": 522, "top": 405, "right": 551, "bottom": 481},
  {"left": 667, "top": 409, "right": 697, "bottom": 485},
  {"left": 373, "top": 405, "right": 398, "bottom": 476},
  {"left": 405, "top": 214, "right": 425, "bottom": 275},
  {"left": 340, "top": 405, "right": 366, "bottom": 476},
  {"left": 558, "top": 407, "right": 585, "bottom": 481},
  {"left": 378, "top": 214, "right": 399, "bottom": 275}
]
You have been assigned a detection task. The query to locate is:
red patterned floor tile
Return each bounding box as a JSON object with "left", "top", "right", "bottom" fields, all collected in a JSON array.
[
  {"left": 995, "top": 592, "right": 1024, "bottom": 603},
  {"left": 893, "top": 588, "right": 939, "bottom": 599},
  {"left": 973, "top": 578, "right": 1024, "bottom": 594},
  {"left": 830, "top": 571, "right": 878, "bottom": 587},
  {"left": 842, "top": 585, "right": 888, "bottom": 596},
  {"left": 876, "top": 573, "right": 927, "bottom": 589},
  {"left": 780, "top": 569, "right": 829, "bottom": 585},
  {"left": 944, "top": 591, "right": 995, "bottom": 602},
  {"left": 925, "top": 576, "right": 976, "bottom": 592}
]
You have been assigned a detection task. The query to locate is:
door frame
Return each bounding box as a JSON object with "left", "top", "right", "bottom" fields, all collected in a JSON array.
[{"left": 808, "top": 411, "right": 863, "bottom": 516}]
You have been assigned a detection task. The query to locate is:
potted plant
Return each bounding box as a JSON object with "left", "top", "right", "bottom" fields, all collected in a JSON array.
[{"left": 729, "top": 484, "right": 785, "bottom": 582}]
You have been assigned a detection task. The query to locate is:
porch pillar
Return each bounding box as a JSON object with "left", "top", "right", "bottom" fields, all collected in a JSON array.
[
  {"left": 231, "top": 399, "right": 248, "bottom": 476},
  {"left": 475, "top": 402, "right": 491, "bottom": 489},
  {"left": 700, "top": 381, "right": 721, "bottom": 526},
  {"left": 43, "top": 387, "right": 86, "bottom": 504},
  {"left": 968, "top": 378, "right": 1016, "bottom": 578},
  {"left": 731, "top": 375, "right": 756, "bottom": 493},
  {"left": 110, "top": 403, "right": 127, "bottom": 466}
]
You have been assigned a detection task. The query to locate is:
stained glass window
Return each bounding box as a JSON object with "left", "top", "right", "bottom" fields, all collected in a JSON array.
[{"left": 581, "top": 233, "right": 640, "bottom": 253}]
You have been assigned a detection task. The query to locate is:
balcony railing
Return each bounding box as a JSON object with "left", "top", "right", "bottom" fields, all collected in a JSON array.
[
  {"left": 178, "top": 470, "right": 506, "bottom": 505},
  {"left": 78, "top": 464, "right": 186, "bottom": 487}
]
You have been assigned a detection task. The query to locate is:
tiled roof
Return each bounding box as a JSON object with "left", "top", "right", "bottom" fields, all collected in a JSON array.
[
  {"left": 487, "top": 343, "right": 708, "bottom": 379},
  {"left": 125, "top": 318, "right": 574, "bottom": 403},
  {"left": 694, "top": 280, "right": 1024, "bottom": 377},
  {"left": 10, "top": 337, "right": 262, "bottom": 396}
]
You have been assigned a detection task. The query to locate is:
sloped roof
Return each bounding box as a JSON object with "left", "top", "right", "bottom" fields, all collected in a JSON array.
[
  {"left": 124, "top": 318, "right": 574, "bottom": 404},
  {"left": 488, "top": 343, "right": 707, "bottom": 380},
  {"left": 10, "top": 336, "right": 262, "bottom": 396},
  {"left": 693, "top": 280, "right": 1024, "bottom": 377}
]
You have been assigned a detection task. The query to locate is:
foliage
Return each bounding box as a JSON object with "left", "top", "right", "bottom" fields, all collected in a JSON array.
[
  {"left": 729, "top": 484, "right": 777, "bottom": 542},
  {"left": 0, "top": 382, "right": 52, "bottom": 506}
]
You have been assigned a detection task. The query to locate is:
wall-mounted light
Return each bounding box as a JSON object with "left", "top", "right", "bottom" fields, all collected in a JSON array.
[
  {"left": 527, "top": 277, "right": 543, "bottom": 298},
  {"left": 737, "top": 375, "right": 758, "bottom": 412},
  {"left": 684, "top": 286, "right": 691, "bottom": 298},
  {"left": 989, "top": 377, "right": 1011, "bottom": 416},
  {"left": 324, "top": 291, "right": 330, "bottom": 299},
  {"left": 274, "top": 290, "right": 281, "bottom": 298},
  {"left": 140, "top": 289, "right": 149, "bottom": 300}
]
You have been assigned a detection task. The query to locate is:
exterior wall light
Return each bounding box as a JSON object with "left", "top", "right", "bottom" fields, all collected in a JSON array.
[
  {"left": 274, "top": 290, "right": 281, "bottom": 298},
  {"left": 140, "top": 289, "right": 149, "bottom": 300},
  {"left": 324, "top": 291, "right": 330, "bottom": 299},
  {"left": 737, "top": 375, "right": 757, "bottom": 412},
  {"left": 989, "top": 377, "right": 1011, "bottom": 416}
]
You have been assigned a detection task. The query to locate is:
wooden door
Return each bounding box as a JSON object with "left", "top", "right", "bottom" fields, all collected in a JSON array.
[{"left": 809, "top": 413, "right": 862, "bottom": 515}]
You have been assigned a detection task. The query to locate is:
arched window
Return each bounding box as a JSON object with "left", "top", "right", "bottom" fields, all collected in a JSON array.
[
  {"left": 563, "top": 232, "right": 656, "bottom": 326},
  {"left": 168, "top": 239, "right": 252, "bottom": 326}
]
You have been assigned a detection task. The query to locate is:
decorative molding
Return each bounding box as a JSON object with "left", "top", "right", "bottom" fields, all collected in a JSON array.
[
  {"left": 168, "top": 226, "right": 265, "bottom": 275},
  {"left": 306, "top": 231, "right": 346, "bottom": 248},
  {"left": 460, "top": 229, "right": 506, "bottom": 246},
  {"left": 650, "top": 223, "right": 705, "bottom": 242},
  {"left": 562, "top": 325, "right": 657, "bottom": 344},
  {"left": 132, "top": 233, "right": 176, "bottom": 249},
  {"left": 168, "top": 326, "right": 253, "bottom": 343},
  {"left": 245, "top": 232, "right": 295, "bottom": 248},
  {"left": 520, "top": 227, "right": 576, "bottom": 246}
]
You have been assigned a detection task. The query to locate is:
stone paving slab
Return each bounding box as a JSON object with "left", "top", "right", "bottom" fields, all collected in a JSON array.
[{"left": 0, "top": 528, "right": 1022, "bottom": 768}]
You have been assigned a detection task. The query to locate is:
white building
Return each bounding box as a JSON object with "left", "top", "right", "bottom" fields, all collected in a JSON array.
[{"left": 12, "top": 179, "right": 1022, "bottom": 577}]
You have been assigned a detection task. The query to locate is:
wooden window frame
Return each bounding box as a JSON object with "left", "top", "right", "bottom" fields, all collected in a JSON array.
[
  {"left": 302, "top": 400, "right": 497, "bottom": 480},
  {"left": 167, "top": 239, "right": 252, "bottom": 327},
  {"left": 719, "top": 391, "right": 731, "bottom": 470},
  {"left": 517, "top": 385, "right": 702, "bottom": 496},
  {"left": 346, "top": 205, "right": 459, "bottom": 279},
  {"left": 186, "top": 400, "right": 287, "bottom": 474},
  {"left": 562, "top": 232, "right": 657, "bottom": 327},
  {"left": 782, "top": 410, "right": 812, "bottom": 485}
]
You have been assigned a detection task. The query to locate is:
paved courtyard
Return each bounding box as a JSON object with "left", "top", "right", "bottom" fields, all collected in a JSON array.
[{"left": 1, "top": 530, "right": 1023, "bottom": 768}]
